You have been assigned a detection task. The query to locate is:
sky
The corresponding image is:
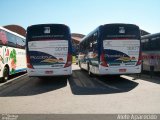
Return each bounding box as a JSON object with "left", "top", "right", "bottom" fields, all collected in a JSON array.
[{"left": 0, "top": 0, "right": 160, "bottom": 35}]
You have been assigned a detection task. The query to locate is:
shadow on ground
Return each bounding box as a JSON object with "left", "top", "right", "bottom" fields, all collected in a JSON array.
[
  {"left": 0, "top": 72, "right": 26, "bottom": 83},
  {"left": 68, "top": 69, "right": 139, "bottom": 95},
  {"left": 0, "top": 76, "right": 67, "bottom": 97},
  {"left": 130, "top": 72, "right": 160, "bottom": 85}
]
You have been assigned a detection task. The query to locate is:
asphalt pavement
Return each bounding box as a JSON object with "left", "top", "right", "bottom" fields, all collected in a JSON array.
[{"left": 0, "top": 64, "right": 160, "bottom": 114}]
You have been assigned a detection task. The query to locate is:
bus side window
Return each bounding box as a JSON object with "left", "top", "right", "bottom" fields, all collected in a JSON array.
[
  {"left": 142, "top": 38, "right": 149, "bottom": 51},
  {"left": 89, "top": 42, "right": 93, "bottom": 52},
  {"left": 151, "top": 37, "right": 160, "bottom": 51},
  {"left": 92, "top": 32, "right": 98, "bottom": 52},
  {"left": 93, "top": 42, "right": 97, "bottom": 52},
  {"left": 17, "top": 37, "right": 25, "bottom": 49},
  {"left": 0, "top": 30, "right": 8, "bottom": 45},
  {"left": 6, "top": 32, "right": 16, "bottom": 47},
  {"left": 80, "top": 42, "right": 86, "bottom": 53},
  {"left": 157, "top": 37, "right": 160, "bottom": 50}
]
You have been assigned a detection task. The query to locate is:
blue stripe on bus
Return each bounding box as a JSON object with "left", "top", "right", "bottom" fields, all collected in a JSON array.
[{"left": 10, "top": 68, "right": 27, "bottom": 75}]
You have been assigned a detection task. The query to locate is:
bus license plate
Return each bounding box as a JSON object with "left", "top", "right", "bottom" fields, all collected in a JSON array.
[
  {"left": 119, "top": 69, "right": 126, "bottom": 72},
  {"left": 45, "top": 71, "right": 53, "bottom": 74}
]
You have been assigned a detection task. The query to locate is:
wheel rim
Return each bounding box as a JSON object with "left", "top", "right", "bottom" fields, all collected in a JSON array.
[
  {"left": 4, "top": 68, "right": 9, "bottom": 81},
  {"left": 4, "top": 76, "right": 8, "bottom": 80}
]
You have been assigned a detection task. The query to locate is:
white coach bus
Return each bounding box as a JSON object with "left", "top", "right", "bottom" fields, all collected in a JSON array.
[
  {"left": 26, "top": 24, "right": 72, "bottom": 77},
  {"left": 0, "top": 26, "right": 26, "bottom": 82},
  {"left": 78, "top": 23, "right": 142, "bottom": 76}
]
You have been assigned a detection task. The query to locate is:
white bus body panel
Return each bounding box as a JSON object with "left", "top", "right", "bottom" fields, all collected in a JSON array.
[
  {"left": 89, "top": 39, "right": 141, "bottom": 75},
  {"left": 142, "top": 51, "right": 160, "bottom": 72},
  {"left": 0, "top": 46, "right": 26, "bottom": 78},
  {"left": 27, "top": 40, "right": 72, "bottom": 76},
  {"left": 0, "top": 27, "right": 26, "bottom": 78}
]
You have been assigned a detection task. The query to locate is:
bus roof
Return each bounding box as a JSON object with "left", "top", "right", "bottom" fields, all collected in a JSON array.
[
  {"left": 0, "top": 26, "right": 25, "bottom": 39},
  {"left": 27, "top": 24, "right": 70, "bottom": 30},
  {"left": 101, "top": 23, "right": 139, "bottom": 27},
  {"left": 80, "top": 23, "right": 139, "bottom": 43},
  {"left": 141, "top": 32, "right": 160, "bottom": 39}
]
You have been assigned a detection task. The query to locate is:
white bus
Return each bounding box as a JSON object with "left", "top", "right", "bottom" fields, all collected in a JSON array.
[
  {"left": 141, "top": 33, "right": 160, "bottom": 72},
  {"left": 78, "top": 23, "right": 142, "bottom": 76},
  {"left": 26, "top": 24, "right": 72, "bottom": 77},
  {"left": 0, "top": 26, "right": 26, "bottom": 82}
]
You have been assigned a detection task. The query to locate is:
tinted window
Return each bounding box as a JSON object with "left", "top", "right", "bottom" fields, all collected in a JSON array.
[
  {"left": 79, "top": 32, "right": 98, "bottom": 53},
  {"left": 142, "top": 35, "right": 160, "bottom": 51},
  {"left": 27, "top": 24, "right": 71, "bottom": 41},
  {"left": 150, "top": 36, "right": 160, "bottom": 51},
  {"left": 6, "top": 32, "right": 17, "bottom": 47},
  {"left": 0, "top": 29, "right": 8, "bottom": 45},
  {"left": 16, "top": 37, "right": 25, "bottom": 49},
  {"left": 141, "top": 38, "right": 149, "bottom": 51},
  {"left": 102, "top": 24, "right": 140, "bottom": 40}
]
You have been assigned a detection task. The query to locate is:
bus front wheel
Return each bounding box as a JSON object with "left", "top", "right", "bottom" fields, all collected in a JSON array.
[{"left": 3, "top": 67, "right": 9, "bottom": 82}]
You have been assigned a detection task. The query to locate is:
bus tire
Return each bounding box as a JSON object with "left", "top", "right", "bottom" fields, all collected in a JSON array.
[
  {"left": 88, "top": 63, "right": 93, "bottom": 77},
  {"left": 3, "top": 67, "right": 9, "bottom": 82},
  {"left": 114, "top": 75, "right": 120, "bottom": 78},
  {"left": 79, "top": 62, "right": 82, "bottom": 69},
  {"left": 66, "top": 75, "right": 71, "bottom": 79}
]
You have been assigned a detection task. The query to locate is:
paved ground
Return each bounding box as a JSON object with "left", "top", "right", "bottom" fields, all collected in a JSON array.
[{"left": 0, "top": 64, "right": 160, "bottom": 114}]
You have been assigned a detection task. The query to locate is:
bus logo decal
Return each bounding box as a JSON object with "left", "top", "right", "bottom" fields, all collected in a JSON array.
[
  {"left": 119, "top": 27, "right": 125, "bottom": 34},
  {"left": 44, "top": 27, "right": 50, "bottom": 34}
]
